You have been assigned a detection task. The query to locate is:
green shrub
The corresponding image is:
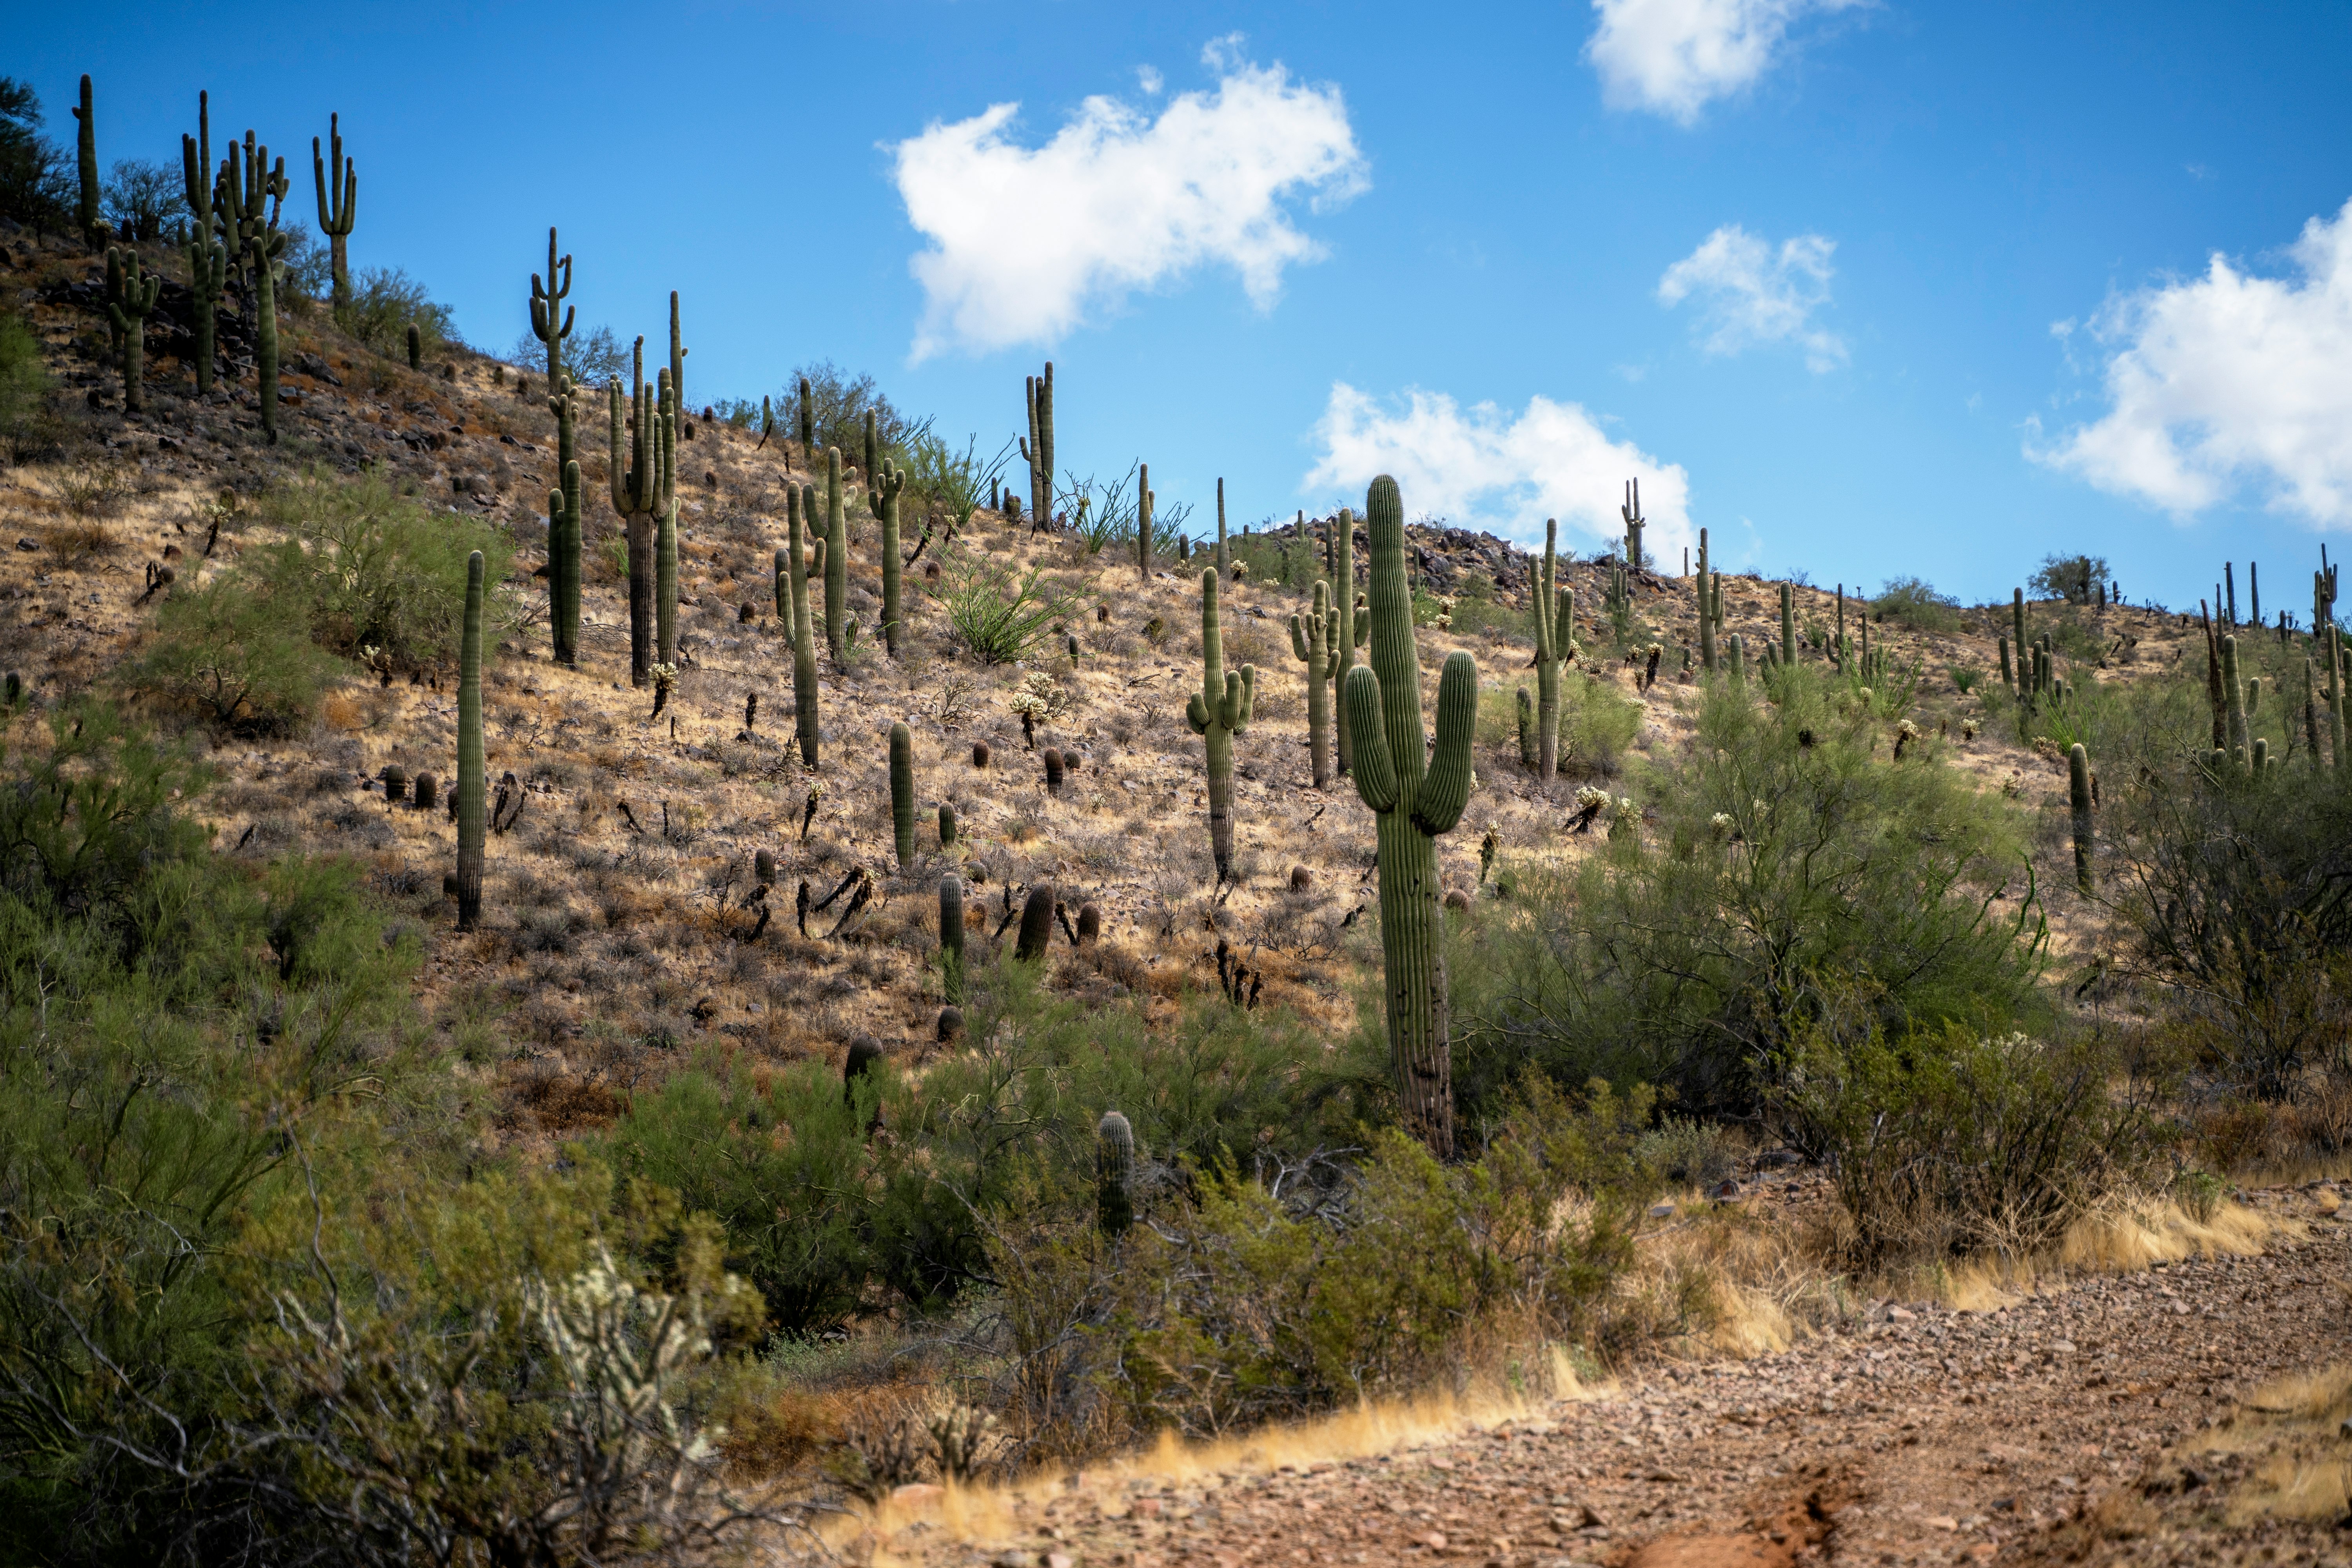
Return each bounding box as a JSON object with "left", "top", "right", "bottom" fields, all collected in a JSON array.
[
  {"left": 129, "top": 575, "right": 344, "bottom": 733},
  {"left": 250, "top": 468, "right": 512, "bottom": 670},
  {"left": 1560, "top": 670, "right": 1643, "bottom": 775},
  {"left": 1451, "top": 665, "right": 2043, "bottom": 1120},
  {"left": 2031, "top": 553, "right": 2110, "bottom": 606},
  {"left": 786, "top": 360, "right": 926, "bottom": 468},
  {"left": 935, "top": 550, "right": 1090, "bottom": 665},
  {"left": 906, "top": 428, "right": 1014, "bottom": 538},
  {"left": 1775, "top": 1016, "right": 2161, "bottom": 1264},
  {"left": 0, "top": 305, "right": 56, "bottom": 463},
  {"left": 1872, "top": 575, "right": 1964, "bottom": 634},
  {"left": 334, "top": 266, "right": 457, "bottom": 363}
]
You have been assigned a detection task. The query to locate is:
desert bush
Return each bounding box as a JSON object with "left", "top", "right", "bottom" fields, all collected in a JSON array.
[
  {"left": 936, "top": 549, "right": 1092, "bottom": 665},
  {"left": 1776, "top": 1016, "right": 2162, "bottom": 1264},
  {"left": 1451, "top": 665, "right": 2043, "bottom": 1120},
  {"left": 56, "top": 456, "right": 136, "bottom": 520},
  {"left": 0, "top": 306, "right": 56, "bottom": 463},
  {"left": 129, "top": 575, "right": 345, "bottom": 733},
  {"left": 2031, "top": 553, "right": 2110, "bottom": 606},
  {"left": 785, "top": 359, "right": 926, "bottom": 468},
  {"left": 1872, "top": 575, "right": 1964, "bottom": 634},
  {"left": 250, "top": 468, "right": 512, "bottom": 669},
  {"left": 334, "top": 266, "right": 457, "bottom": 362},
  {"left": 907, "top": 428, "right": 1014, "bottom": 537}
]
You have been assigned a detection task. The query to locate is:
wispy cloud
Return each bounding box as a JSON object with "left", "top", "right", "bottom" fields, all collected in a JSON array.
[
  {"left": 1657, "top": 223, "right": 1847, "bottom": 371},
  {"left": 891, "top": 42, "right": 1367, "bottom": 360},
  {"left": 1585, "top": 0, "right": 1866, "bottom": 125},
  {"left": 2031, "top": 198, "right": 2352, "bottom": 527},
  {"left": 1304, "top": 383, "right": 1695, "bottom": 559}
]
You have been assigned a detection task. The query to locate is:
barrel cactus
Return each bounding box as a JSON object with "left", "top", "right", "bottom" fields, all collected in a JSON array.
[
  {"left": 1343, "top": 476, "right": 1477, "bottom": 1159},
  {"left": 1016, "top": 884, "right": 1055, "bottom": 962},
  {"left": 1185, "top": 569, "right": 1256, "bottom": 882}
]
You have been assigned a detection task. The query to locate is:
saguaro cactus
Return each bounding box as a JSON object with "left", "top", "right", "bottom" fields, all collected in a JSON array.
[
  {"left": 823, "top": 447, "right": 848, "bottom": 659},
  {"left": 871, "top": 456, "right": 906, "bottom": 655},
  {"left": 608, "top": 337, "right": 675, "bottom": 688},
  {"left": 547, "top": 373, "right": 583, "bottom": 666},
  {"left": 406, "top": 323, "right": 421, "bottom": 371},
  {"left": 2222, "top": 634, "right": 2250, "bottom": 765},
  {"left": 2069, "top": 744, "right": 2095, "bottom": 893},
  {"left": 1515, "top": 688, "right": 1536, "bottom": 768},
  {"left": 2330, "top": 624, "right": 2348, "bottom": 771},
  {"left": 1621, "top": 477, "right": 1646, "bottom": 570},
  {"left": 215, "top": 132, "right": 289, "bottom": 439},
  {"left": 1021, "top": 362, "right": 1054, "bottom": 530},
  {"left": 1696, "top": 527, "right": 1717, "bottom": 671},
  {"left": 1289, "top": 579, "right": 1336, "bottom": 788},
  {"left": 310, "top": 113, "right": 357, "bottom": 311},
  {"left": 1332, "top": 509, "right": 1363, "bottom": 775},
  {"left": 1185, "top": 568, "right": 1257, "bottom": 882},
  {"left": 939, "top": 874, "right": 965, "bottom": 1003},
  {"left": 889, "top": 721, "right": 916, "bottom": 870},
  {"left": 1216, "top": 479, "right": 1231, "bottom": 582},
  {"left": 786, "top": 486, "right": 820, "bottom": 766},
  {"left": 668, "top": 291, "right": 688, "bottom": 448},
  {"left": 2012, "top": 589, "right": 2027, "bottom": 688},
  {"left": 1136, "top": 463, "right": 1154, "bottom": 582},
  {"left": 456, "top": 551, "right": 487, "bottom": 931},
  {"left": 102, "top": 247, "right": 159, "bottom": 413},
  {"left": 656, "top": 367, "right": 681, "bottom": 670},
  {"left": 1096, "top": 1111, "right": 1135, "bottom": 1237},
  {"left": 797, "top": 375, "right": 814, "bottom": 457},
  {"left": 179, "top": 93, "right": 226, "bottom": 394},
  {"left": 1780, "top": 582, "right": 1796, "bottom": 666},
  {"left": 1016, "top": 885, "right": 1055, "bottom": 962},
  {"left": 772, "top": 546, "right": 791, "bottom": 637},
  {"left": 1344, "top": 475, "right": 1477, "bottom": 1160},
  {"left": 1531, "top": 518, "right": 1572, "bottom": 783},
  {"left": 73, "top": 76, "right": 100, "bottom": 249},
  {"left": 530, "top": 226, "right": 573, "bottom": 388}
]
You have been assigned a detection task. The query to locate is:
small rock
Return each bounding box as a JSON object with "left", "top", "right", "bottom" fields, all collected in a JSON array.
[
  {"left": 14, "top": 538, "right": 34, "bottom": 551},
  {"left": 1647, "top": 1202, "right": 1675, "bottom": 1220},
  {"left": 890, "top": 1483, "right": 944, "bottom": 1506}
]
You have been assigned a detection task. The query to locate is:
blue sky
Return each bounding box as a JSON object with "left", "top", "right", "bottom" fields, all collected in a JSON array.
[{"left": 20, "top": 1, "right": 2352, "bottom": 611}]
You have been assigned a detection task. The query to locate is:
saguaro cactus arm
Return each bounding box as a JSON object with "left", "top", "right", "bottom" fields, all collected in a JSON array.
[{"left": 531, "top": 226, "right": 574, "bottom": 384}]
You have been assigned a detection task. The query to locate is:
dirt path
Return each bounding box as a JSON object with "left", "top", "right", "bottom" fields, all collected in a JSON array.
[{"left": 868, "top": 1184, "right": 2352, "bottom": 1568}]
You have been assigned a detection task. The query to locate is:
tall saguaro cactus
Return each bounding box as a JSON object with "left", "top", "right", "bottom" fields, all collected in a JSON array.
[
  {"left": 669, "top": 291, "right": 688, "bottom": 445},
  {"left": 1345, "top": 475, "right": 1477, "bottom": 1160},
  {"left": 1021, "top": 362, "right": 1054, "bottom": 530},
  {"left": 2222, "top": 634, "right": 2250, "bottom": 766},
  {"left": 786, "top": 486, "right": 820, "bottom": 766},
  {"left": 1332, "top": 509, "right": 1363, "bottom": 775},
  {"left": 890, "top": 721, "right": 916, "bottom": 871},
  {"left": 456, "top": 551, "right": 487, "bottom": 931},
  {"left": 2328, "top": 623, "right": 2347, "bottom": 771},
  {"left": 547, "top": 372, "right": 583, "bottom": 666},
  {"left": 608, "top": 337, "right": 674, "bottom": 687},
  {"left": 1531, "top": 518, "right": 1572, "bottom": 783},
  {"left": 73, "top": 76, "right": 100, "bottom": 249},
  {"left": 1621, "top": 477, "right": 1645, "bottom": 570},
  {"left": 217, "top": 131, "right": 289, "bottom": 440},
  {"left": 178, "top": 93, "right": 226, "bottom": 395},
  {"left": 1136, "top": 463, "right": 1154, "bottom": 582},
  {"left": 655, "top": 367, "right": 681, "bottom": 670},
  {"left": 1185, "top": 568, "right": 1257, "bottom": 881},
  {"left": 1780, "top": 582, "right": 1796, "bottom": 666},
  {"left": 530, "top": 226, "right": 573, "bottom": 388},
  {"left": 1696, "top": 527, "right": 1717, "bottom": 671},
  {"left": 310, "top": 113, "right": 357, "bottom": 312},
  {"left": 1289, "top": 579, "right": 1336, "bottom": 788},
  {"left": 1216, "top": 478, "right": 1230, "bottom": 581},
  {"left": 2068, "top": 744, "right": 2095, "bottom": 895},
  {"left": 102, "top": 247, "right": 159, "bottom": 413},
  {"left": 871, "top": 456, "right": 906, "bottom": 655},
  {"left": 823, "top": 447, "right": 848, "bottom": 659},
  {"left": 939, "top": 874, "right": 965, "bottom": 1003}
]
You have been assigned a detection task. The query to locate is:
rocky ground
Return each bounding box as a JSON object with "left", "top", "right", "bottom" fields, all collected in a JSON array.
[{"left": 864, "top": 1181, "right": 2352, "bottom": 1568}]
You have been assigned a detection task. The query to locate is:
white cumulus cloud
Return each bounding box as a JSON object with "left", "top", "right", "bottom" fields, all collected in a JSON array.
[
  {"left": 1586, "top": 0, "right": 1865, "bottom": 125},
  {"left": 891, "top": 45, "right": 1366, "bottom": 360},
  {"left": 1657, "top": 224, "right": 1847, "bottom": 371},
  {"left": 1303, "top": 384, "right": 1695, "bottom": 561},
  {"left": 2033, "top": 198, "right": 2352, "bottom": 527}
]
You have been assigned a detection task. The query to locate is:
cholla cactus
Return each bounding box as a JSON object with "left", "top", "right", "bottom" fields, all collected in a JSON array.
[
  {"left": 1893, "top": 717, "right": 1921, "bottom": 761},
  {"left": 1709, "top": 811, "right": 1734, "bottom": 836},
  {"left": 1016, "top": 669, "right": 1071, "bottom": 717},
  {"left": 649, "top": 661, "right": 679, "bottom": 719},
  {"left": 1574, "top": 785, "right": 1610, "bottom": 812},
  {"left": 1008, "top": 686, "right": 1049, "bottom": 749},
  {"left": 1434, "top": 594, "right": 1456, "bottom": 631}
]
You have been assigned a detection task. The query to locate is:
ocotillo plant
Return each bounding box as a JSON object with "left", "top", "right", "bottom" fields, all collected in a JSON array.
[
  {"left": 2222, "top": 634, "right": 2250, "bottom": 765},
  {"left": 1216, "top": 478, "right": 1230, "bottom": 581},
  {"left": 73, "top": 76, "right": 100, "bottom": 249},
  {"left": 669, "top": 291, "right": 688, "bottom": 448},
  {"left": 1621, "top": 477, "right": 1645, "bottom": 570},
  {"left": 1136, "top": 463, "right": 1154, "bottom": 582},
  {"left": 786, "top": 485, "right": 820, "bottom": 766},
  {"left": 1332, "top": 509, "right": 1363, "bottom": 775},
  {"left": 310, "top": 113, "right": 356, "bottom": 311},
  {"left": 1344, "top": 475, "right": 1477, "bottom": 1160},
  {"left": 1696, "top": 527, "right": 1717, "bottom": 671},
  {"left": 939, "top": 874, "right": 965, "bottom": 1003},
  {"left": 456, "top": 551, "right": 486, "bottom": 931},
  {"left": 655, "top": 367, "right": 681, "bottom": 670},
  {"left": 102, "top": 247, "right": 158, "bottom": 413},
  {"left": 1021, "top": 362, "right": 1054, "bottom": 530},
  {"left": 823, "top": 447, "right": 848, "bottom": 659},
  {"left": 1531, "top": 518, "right": 1572, "bottom": 783},
  {"left": 890, "top": 722, "right": 916, "bottom": 870},
  {"left": 178, "top": 94, "right": 226, "bottom": 395},
  {"left": 1185, "top": 568, "right": 1257, "bottom": 882},
  {"left": 608, "top": 337, "right": 675, "bottom": 687},
  {"left": 530, "top": 227, "right": 573, "bottom": 388},
  {"left": 1096, "top": 1111, "right": 1135, "bottom": 1238},
  {"left": 1016, "top": 885, "right": 1055, "bottom": 962},
  {"left": 547, "top": 372, "right": 583, "bottom": 666},
  {"left": 871, "top": 456, "right": 906, "bottom": 655},
  {"left": 1289, "top": 579, "right": 1336, "bottom": 788}
]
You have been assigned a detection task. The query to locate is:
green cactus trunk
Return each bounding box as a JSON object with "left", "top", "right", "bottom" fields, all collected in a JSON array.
[
  {"left": 669, "top": 291, "right": 687, "bottom": 447},
  {"left": 2330, "top": 625, "right": 2347, "bottom": 771},
  {"left": 2012, "top": 590, "right": 2027, "bottom": 689},
  {"left": 1137, "top": 463, "right": 1153, "bottom": 583},
  {"left": 1096, "top": 1111, "right": 1135, "bottom": 1237},
  {"left": 1697, "top": 528, "right": 1717, "bottom": 672},
  {"left": 2222, "top": 634, "right": 2250, "bottom": 766},
  {"left": 1333, "top": 509, "right": 1360, "bottom": 775},
  {"left": 179, "top": 95, "right": 218, "bottom": 392},
  {"left": 548, "top": 377, "right": 581, "bottom": 666},
  {"left": 1022, "top": 363, "right": 1054, "bottom": 530},
  {"left": 1216, "top": 478, "right": 1230, "bottom": 582},
  {"left": 530, "top": 227, "right": 573, "bottom": 388},
  {"left": 2068, "top": 744, "right": 2095, "bottom": 895},
  {"left": 1532, "top": 518, "right": 1569, "bottom": 784},
  {"left": 1516, "top": 687, "right": 1535, "bottom": 769},
  {"left": 1016, "top": 885, "right": 1055, "bottom": 962},
  {"left": 1780, "top": 583, "right": 1796, "bottom": 665},
  {"left": 2303, "top": 657, "right": 2323, "bottom": 767},
  {"left": 1186, "top": 568, "right": 1256, "bottom": 881},
  {"left": 873, "top": 458, "right": 905, "bottom": 655},
  {"left": 609, "top": 338, "right": 673, "bottom": 688},
  {"left": 824, "top": 447, "right": 848, "bottom": 659},
  {"left": 773, "top": 547, "right": 791, "bottom": 638},
  {"left": 787, "top": 485, "right": 820, "bottom": 767},
  {"left": 940, "top": 873, "right": 965, "bottom": 1003},
  {"left": 255, "top": 253, "right": 281, "bottom": 442},
  {"left": 310, "top": 112, "right": 356, "bottom": 313},
  {"left": 1289, "top": 579, "right": 1334, "bottom": 789},
  {"left": 456, "top": 551, "right": 486, "bottom": 931},
  {"left": 73, "top": 76, "right": 100, "bottom": 249},
  {"left": 102, "top": 247, "right": 158, "bottom": 414},
  {"left": 407, "top": 323, "right": 421, "bottom": 371},
  {"left": 1621, "top": 478, "right": 1645, "bottom": 571},
  {"left": 890, "top": 721, "right": 915, "bottom": 871},
  {"left": 1344, "top": 475, "right": 1477, "bottom": 1161}
]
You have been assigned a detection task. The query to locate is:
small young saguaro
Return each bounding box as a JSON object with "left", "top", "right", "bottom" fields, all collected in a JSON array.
[
  {"left": 938, "top": 873, "right": 965, "bottom": 1004},
  {"left": 889, "top": 722, "right": 916, "bottom": 871},
  {"left": 2069, "top": 743, "right": 2095, "bottom": 895},
  {"left": 786, "top": 486, "right": 820, "bottom": 766},
  {"left": 1530, "top": 518, "right": 1571, "bottom": 783},
  {"left": 1288, "top": 579, "right": 1336, "bottom": 788},
  {"left": 1096, "top": 1111, "right": 1136, "bottom": 1238},
  {"left": 1185, "top": 568, "right": 1257, "bottom": 882}
]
